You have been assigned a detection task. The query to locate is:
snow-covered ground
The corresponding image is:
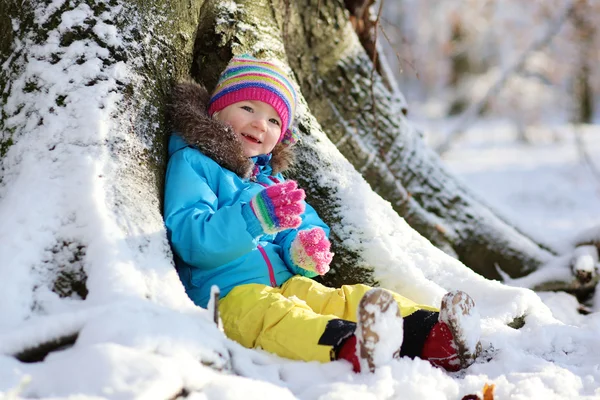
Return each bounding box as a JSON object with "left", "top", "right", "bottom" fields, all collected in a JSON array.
[{"left": 421, "top": 117, "right": 600, "bottom": 253}]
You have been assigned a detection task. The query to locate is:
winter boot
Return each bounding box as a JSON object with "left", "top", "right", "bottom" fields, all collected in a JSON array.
[
  {"left": 336, "top": 334, "right": 360, "bottom": 372},
  {"left": 421, "top": 290, "right": 482, "bottom": 371},
  {"left": 354, "top": 288, "right": 404, "bottom": 373}
]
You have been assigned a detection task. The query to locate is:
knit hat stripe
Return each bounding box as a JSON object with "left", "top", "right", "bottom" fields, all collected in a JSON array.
[
  {"left": 223, "top": 63, "right": 289, "bottom": 79},
  {"left": 214, "top": 77, "right": 295, "bottom": 115},
  {"left": 211, "top": 81, "right": 293, "bottom": 116},
  {"left": 231, "top": 58, "right": 285, "bottom": 68},
  {"left": 227, "top": 59, "right": 290, "bottom": 78},
  {"left": 208, "top": 54, "right": 298, "bottom": 141},
  {"left": 220, "top": 67, "right": 297, "bottom": 102},
  {"left": 216, "top": 73, "right": 296, "bottom": 103}
]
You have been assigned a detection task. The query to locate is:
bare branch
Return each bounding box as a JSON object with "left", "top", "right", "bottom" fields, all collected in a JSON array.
[{"left": 435, "top": 2, "right": 577, "bottom": 155}]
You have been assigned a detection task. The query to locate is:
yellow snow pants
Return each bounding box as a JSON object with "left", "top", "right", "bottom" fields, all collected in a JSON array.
[{"left": 219, "top": 275, "right": 438, "bottom": 363}]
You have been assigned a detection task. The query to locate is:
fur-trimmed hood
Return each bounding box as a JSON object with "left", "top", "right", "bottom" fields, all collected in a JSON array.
[{"left": 167, "top": 80, "right": 295, "bottom": 179}]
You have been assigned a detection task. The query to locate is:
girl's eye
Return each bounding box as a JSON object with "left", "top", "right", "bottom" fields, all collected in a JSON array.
[
  {"left": 241, "top": 105, "right": 253, "bottom": 112},
  {"left": 269, "top": 118, "right": 281, "bottom": 126}
]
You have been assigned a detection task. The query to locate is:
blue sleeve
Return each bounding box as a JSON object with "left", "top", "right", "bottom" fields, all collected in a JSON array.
[
  {"left": 164, "top": 148, "right": 258, "bottom": 269},
  {"left": 275, "top": 196, "right": 331, "bottom": 278}
]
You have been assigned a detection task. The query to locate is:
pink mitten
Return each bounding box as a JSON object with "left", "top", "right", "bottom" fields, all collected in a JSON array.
[
  {"left": 290, "top": 227, "right": 334, "bottom": 275},
  {"left": 243, "top": 180, "right": 306, "bottom": 236}
]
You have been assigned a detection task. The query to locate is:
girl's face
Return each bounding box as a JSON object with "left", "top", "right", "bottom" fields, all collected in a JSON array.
[{"left": 215, "top": 100, "right": 282, "bottom": 157}]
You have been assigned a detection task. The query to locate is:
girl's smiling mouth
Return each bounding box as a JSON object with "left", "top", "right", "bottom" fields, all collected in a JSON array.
[{"left": 242, "top": 133, "right": 262, "bottom": 143}]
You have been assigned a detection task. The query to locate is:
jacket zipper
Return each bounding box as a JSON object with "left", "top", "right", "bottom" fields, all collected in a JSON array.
[
  {"left": 257, "top": 245, "right": 277, "bottom": 287},
  {"left": 255, "top": 177, "right": 278, "bottom": 287}
]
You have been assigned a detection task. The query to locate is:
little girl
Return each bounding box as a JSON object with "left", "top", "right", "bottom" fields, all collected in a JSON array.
[{"left": 164, "top": 54, "right": 482, "bottom": 373}]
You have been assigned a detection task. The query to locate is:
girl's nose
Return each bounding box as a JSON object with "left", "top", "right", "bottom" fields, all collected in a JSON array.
[{"left": 252, "top": 118, "right": 267, "bottom": 132}]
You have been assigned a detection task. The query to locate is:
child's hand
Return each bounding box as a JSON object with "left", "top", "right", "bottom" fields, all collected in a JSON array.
[
  {"left": 244, "top": 180, "right": 306, "bottom": 235},
  {"left": 290, "top": 227, "right": 334, "bottom": 275}
]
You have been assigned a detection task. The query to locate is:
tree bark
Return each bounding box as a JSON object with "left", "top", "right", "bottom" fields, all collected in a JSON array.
[
  {"left": 570, "top": 1, "right": 595, "bottom": 124},
  {"left": 0, "top": 0, "right": 204, "bottom": 177},
  {"left": 446, "top": 13, "right": 470, "bottom": 116}
]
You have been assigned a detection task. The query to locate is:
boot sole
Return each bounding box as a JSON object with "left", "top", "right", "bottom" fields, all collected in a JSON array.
[
  {"left": 440, "top": 290, "right": 482, "bottom": 369},
  {"left": 356, "top": 288, "right": 402, "bottom": 373}
]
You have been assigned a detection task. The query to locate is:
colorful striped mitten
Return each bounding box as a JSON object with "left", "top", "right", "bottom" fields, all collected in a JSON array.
[
  {"left": 242, "top": 180, "right": 306, "bottom": 236},
  {"left": 290, "top": 227, "right": 334, "bottom": 275}
]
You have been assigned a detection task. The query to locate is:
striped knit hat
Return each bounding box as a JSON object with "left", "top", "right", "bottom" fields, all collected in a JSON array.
[{"left": 208, "top": 54, "right": 299, "bottom": 145}]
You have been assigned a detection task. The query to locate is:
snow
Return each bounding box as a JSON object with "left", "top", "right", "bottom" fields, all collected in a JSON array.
[
  {"left": 433, "top": 121, "right": 600, "bottom": 252},
  {"left": 572, "top": 245, "right": 598, "bottom": 274},
  {"left": 1, "top": 2, "right": 600, "bottom": 400}
]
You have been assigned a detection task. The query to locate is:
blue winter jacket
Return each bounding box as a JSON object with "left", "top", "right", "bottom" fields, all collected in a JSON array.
[{"left": 164, "top": 134, "right": 330, "bottom": 308}]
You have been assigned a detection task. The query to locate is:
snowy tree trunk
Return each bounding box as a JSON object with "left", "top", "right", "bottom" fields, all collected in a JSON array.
[
  {"left": 0, "top": 0, "right": 212, "bottom": 358},
  {"left": 297, "top": 51, "right": 556, "bottom": 281},
  {"left": 189, "top": 0, "right": 560, "bottom": 285}
]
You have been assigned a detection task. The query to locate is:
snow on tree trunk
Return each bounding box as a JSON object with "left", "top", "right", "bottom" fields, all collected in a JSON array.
[
  {"left": 0, "top": 0, "right": 232, "bottom": 367},
  {"left": 308, "top": 51, "right": 556, "bottom": 282}
]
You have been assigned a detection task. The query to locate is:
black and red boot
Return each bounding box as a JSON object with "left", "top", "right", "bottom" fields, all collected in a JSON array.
[
  {"left": 333, "top": 288, "right": 404, "bottom": 373},
  {"left": 421, "top": 290, "right": 482, "bottom": 371}
]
